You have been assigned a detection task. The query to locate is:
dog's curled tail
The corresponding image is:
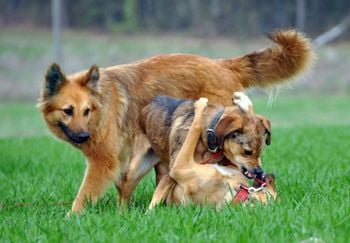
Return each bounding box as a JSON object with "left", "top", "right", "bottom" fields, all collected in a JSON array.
[{"left": 223, "top": 29, "right": 315, "bottom": 88}]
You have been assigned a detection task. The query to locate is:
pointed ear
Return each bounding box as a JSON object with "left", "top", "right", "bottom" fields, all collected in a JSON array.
[
  {"left": 83, "top": 65, "right": 100, "bottom": 92},
  {"left": 44, "top": 63, "right": 66, "bottom": 97},
  {"left": 257, "top": 115, "right": 271, "bottom": 145},
  {"left": 215, "top": 114, "right": 243, "bottom": 138}
]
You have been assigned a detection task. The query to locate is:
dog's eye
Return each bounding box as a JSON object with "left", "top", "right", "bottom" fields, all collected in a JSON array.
[
  {"left": 244, "top": 150, "right": 253, "bottom": 156},
  {"left": 84, "top": 108, "right": 90, "bottom": 116},
  {"left": 229, "top": 132, "right": 238, "bottom": 139},
  {"left": 63, "top": 107, "right": 73, "bottom": 116}
]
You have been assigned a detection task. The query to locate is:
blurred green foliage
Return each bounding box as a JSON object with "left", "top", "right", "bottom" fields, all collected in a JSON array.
[{"left": 1, "top": 0, "right": 349, "bottom": 36}]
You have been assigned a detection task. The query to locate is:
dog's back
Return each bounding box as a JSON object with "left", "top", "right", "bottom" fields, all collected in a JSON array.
[{"left": 140, "top": 96, "right": 194, "bottom": 163}]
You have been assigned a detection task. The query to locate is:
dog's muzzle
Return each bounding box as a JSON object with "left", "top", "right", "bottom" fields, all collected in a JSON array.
[
  {"left": 253, "top": 166, "right": 264, "bottom": 180},
  {"left": 58, "top": 122, "right": 90, "bottom": 144},
  {"left": 243, "top": 166, "right": 265, "bottom": 181}
]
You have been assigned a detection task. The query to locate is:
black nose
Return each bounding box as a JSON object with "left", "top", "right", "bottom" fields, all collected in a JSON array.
[
  {"left": 75, "top": 131, "right": 90, "bottom": 143},
  {"left": 253, "top": 166, "right": 264, "bottom": 180}
]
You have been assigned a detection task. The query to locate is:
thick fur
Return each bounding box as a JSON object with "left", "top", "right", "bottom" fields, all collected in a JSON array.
[
  {"left": 147, "top": 98, "right": 276, "bottom": 209},
  {"left": 38, "top": 30, "right": 312, "bottom": 213}
]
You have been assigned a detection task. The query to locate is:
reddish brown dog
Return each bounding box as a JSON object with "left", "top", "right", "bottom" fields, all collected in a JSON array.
[{"left": 38, "top": 30, "right": 312, "bottom": 213}]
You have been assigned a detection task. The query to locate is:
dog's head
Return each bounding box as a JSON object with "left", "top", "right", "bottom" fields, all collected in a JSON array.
[
  {"left": 38, "top": 63, "right": 101, "bottom": 145},
  {"left": 214, "top": 107, "right": 271, "bottom": 173}
]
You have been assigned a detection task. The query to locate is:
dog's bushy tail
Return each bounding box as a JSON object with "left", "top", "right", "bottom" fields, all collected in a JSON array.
[{"left": 221, "top": 29, "right": 315, "bottom": 88}]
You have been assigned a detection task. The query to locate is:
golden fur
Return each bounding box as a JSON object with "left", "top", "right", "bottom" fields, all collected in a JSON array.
[{"left": 38, "top": 30, "right": 312, "bottom": 213}]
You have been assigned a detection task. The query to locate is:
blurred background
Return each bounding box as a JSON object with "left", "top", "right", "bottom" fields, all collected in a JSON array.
[{"left": 0, "top": 0, "right": 349, "bottom": 137}]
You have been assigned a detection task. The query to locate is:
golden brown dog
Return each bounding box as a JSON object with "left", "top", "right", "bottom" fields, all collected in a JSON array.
[
  {"left": 38, "top": 30, "right": 311, "bottom": 213},
  {"left": 147, "top": 97, "right": 277, "bottom": 209}
]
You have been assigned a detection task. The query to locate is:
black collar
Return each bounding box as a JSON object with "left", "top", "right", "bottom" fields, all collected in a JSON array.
[{"left": 206, "top": 109, "right": 224, "bottom": 153}]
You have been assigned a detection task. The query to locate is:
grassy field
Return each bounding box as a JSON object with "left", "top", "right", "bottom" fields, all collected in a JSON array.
[{"left": 0, "top": 96, "right": 349, "bottom": 242}]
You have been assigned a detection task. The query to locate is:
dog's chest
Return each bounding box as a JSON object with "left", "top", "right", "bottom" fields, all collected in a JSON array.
[{"left": 211, "top": 164, "right": 240, "bottom": 177}]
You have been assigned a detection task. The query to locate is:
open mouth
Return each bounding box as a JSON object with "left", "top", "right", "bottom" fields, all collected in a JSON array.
[
  {"left": 242, "top": 166, "right": 256, "bottom": 179},
  {"left": 215, "top": 157, "right": 265, "bottom": 180},
  {"left": 242, "top": 166, "right": 265, "bottom": 180}
]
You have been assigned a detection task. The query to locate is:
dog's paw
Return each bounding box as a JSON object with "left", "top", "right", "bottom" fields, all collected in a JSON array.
[
  {"left": 65, "top": 211, "right": 73, "bottom": 219},
  {"left": 194, "top": 97, "right": 208, "bottom": 110},
  {"left": 233, "top": 92, "right": 252, "bottom": 112},
  {"left": 65, "top": 209, "right": 82, "bottom": 219}
]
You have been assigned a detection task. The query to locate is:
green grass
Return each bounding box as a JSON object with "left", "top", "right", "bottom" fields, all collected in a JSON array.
[{"left": 0, "top": 96, "right": 349, "bottom": 242}]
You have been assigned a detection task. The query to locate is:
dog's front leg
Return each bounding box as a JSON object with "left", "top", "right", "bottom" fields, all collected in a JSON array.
[{"left": 70, "top": 155, "right": 119, "bottom": 214}]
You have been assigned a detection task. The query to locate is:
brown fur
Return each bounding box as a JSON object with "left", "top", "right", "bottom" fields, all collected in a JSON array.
[
  {"left": 38, "top": 30, "right": 311, "bottom": 213},
  {"left": 148, "top": 98, "right": 277, "bottom": 209}
]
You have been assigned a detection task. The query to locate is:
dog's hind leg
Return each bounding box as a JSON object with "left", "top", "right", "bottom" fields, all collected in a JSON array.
[
  {"left": 155, "top": 162, "right": 169, "bottom": 185},
  {"left": 116, "top": 135, "right": 158, "bottom": 206}
]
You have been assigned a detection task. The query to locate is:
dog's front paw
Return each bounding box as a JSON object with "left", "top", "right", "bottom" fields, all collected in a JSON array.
[
  {"left": 194, "top": 97, "right": 208, "bottom": 111},
  {"left": 233, "top": 92, "right": 252, "bottom": 112},
  {"left": 65, "top": 211, "right": 73, "bottom": 219},
  {"left": 65, "top": 209, "right": 84, "bottom": 219}
]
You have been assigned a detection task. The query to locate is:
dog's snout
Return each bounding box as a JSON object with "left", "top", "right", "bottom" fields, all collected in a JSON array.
[
  {"left": 253, "top": 166, "right": 264, "bottom": 180},
  {"left": 77, "top": 131, "right": 90, "bottom": 143},
  {"left": 253, "top": 166, "right": 263, "bottom": 174}
]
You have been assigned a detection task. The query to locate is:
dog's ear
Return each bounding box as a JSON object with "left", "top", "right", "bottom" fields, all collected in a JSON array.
[
  {"left": 257, "top": 115, "right": 271, "bottom": 145},
  {"left": 83, "top": 65, "right": 100, "bottom": 93},
  {"left": 44, "top": 63, "right": 66, "bottom": 97},
  {"left": 215, "top": 114, "right": 243, "bottom": 138}
]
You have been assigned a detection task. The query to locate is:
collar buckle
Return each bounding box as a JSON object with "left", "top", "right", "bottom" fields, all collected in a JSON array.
[
  {"left": 207, "top": 128, "right": 221, "bottom": 153},
  {"left": 206, "top": 109, "right": 224, "bottom": 153}
]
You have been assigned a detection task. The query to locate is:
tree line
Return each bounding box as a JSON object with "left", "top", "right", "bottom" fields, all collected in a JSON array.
[{"left": 1, "top": 0, "right": 349, "bottom": 37}]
